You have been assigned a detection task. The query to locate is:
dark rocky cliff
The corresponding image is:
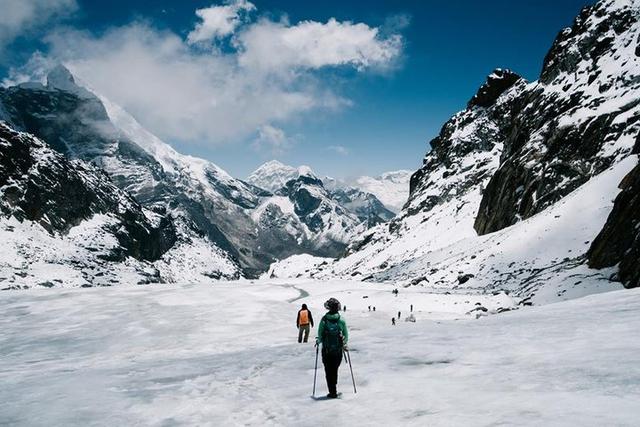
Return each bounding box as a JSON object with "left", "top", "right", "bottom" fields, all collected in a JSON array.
[
  {"left": 588, "top": 154, "right": 640, "bottom": 289},
  {"left": 0, "top": 122, "right": 176, "bottom": 262},
  {"left": 474, "top": 0, "right": 640, "bottom": 234}
]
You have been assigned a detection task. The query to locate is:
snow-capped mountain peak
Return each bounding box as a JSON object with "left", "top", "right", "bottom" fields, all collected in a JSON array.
[
  {"left": 354, "top": 170, "right": 412, "bottom": 212},
  {"left": 296, "top": 165, "right": 316, "bottom": 178},
  {"left": 246, "top": 160, "right": 320, "bottom": 193},
  {"left": 246, "top": 160, "right": 299, "bottom": 192}
]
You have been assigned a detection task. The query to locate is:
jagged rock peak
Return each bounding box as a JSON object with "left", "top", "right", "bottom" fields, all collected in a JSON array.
[
  {"left": 467, "top": 68, "right": 522, "bottom": 108},
  {"left": 540, "top": 0, "right": 640, "bottom": 84},
  {"left": 474, "top": 0, "right": 640, "bottom": 236}
]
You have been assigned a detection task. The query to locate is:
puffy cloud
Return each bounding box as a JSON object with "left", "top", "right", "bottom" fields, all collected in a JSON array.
[
  {"left": 41, "top": 24, "right": 322, "bottom": 143},
  {"left": 7, "top": 1, "right": 404, "bottom": 146},
  {"left": 187, "top": 0, "right": 255, "bottom": 44},
  {"left": 1, "top": 51, "right": 56, "bottom": 86},
  {"left": 237, "top": 18, "right": 402, "bottom": 72},
  {"left": 252, "top": 124, "right": 295, "bottom": 155},
  {"left": 0, "top": 0, "right": 76, "bottom": 53}
]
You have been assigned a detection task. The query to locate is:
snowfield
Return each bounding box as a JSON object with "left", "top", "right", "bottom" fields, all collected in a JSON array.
[{"left": 1, "top": 280, "right": 639, "bottom": 426}]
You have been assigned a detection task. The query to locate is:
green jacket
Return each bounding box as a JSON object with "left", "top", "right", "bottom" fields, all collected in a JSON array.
[{"left": 316, "top": 312, "right": 348, "bottom": 345}]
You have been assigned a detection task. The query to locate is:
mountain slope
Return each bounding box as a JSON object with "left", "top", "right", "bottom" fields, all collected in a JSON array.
[
  {"left": 475, "top": 0, "right": 640, "bottom": 234},
  {"left": 268, "top": 0, "right": 640, "bottom": 302},
  {"left": 251, "top": 172, "right": 366, "bottom": 260},
  {"left": 323, "top": 170, "right": 412, "bottom": 213},
  {"left": 3, "top": 68, "right": 353, "bottom": 275},
  {"left": 0, "top": 122, "right": 239, "bottom": 288},
  {"left": 247, "top": 161, "right": 394, "bottom": 258},
  {"left": 1, "top": 68, "right": 385, "bottom": 277},
  {"left": 0, "top": 122, "right": 175, "bottom": 261},
  {"left": 248, "top": 161, "right": 395, "bottom": 226}
]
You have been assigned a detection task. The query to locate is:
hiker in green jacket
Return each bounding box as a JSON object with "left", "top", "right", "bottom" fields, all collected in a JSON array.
[{"left": 316, "top": 297, "right": 349, "bottom": 398}]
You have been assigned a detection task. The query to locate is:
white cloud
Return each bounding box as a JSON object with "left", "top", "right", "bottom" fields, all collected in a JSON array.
[
  {"left": 6, "top": 2, "right": 404, "bottom": 147},
  {"left": 237, "top": 18, "right": 402, "bottom": 72},
  {"left": 1, "top": 51, "right": 56, "bottom": 86},
  {"left": 252, "top": 124, "right": 294, "bottom": 155},
  {"left": 0, "top": 0, "right": 76, "bottom": 53},
  {"left": 187, "top": 0, "right": 255, "bottom": 44},
  {"left": 40, "top": 24, "right": 322, "bottom": 143},
  {"left": 327, "top": 145, "right": 350, "bottom": 156}
]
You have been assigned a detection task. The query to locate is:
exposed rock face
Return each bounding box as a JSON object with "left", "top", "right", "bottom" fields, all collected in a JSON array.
[
  {"left": 588, "top": 159, "right": 640, "bottom": 288},
  {"left": 0, "top": 71, "right": 302, "bottom": 276},
  {"left": 0, "top": 122, "right": 175, "bottom": 262},
  {"left": 475, "top": 0, "right": 640, "bottom": 235},
  {"left": 408, "top": 69, "right": 525, "bottom": 217},
  {"left": 269, "top": 0, "right": 640, "bottom": 300},
  {"left": 467, "top": 69, "right": 522, "bottom": 108},
  {"left": 246, "top": 161, "right": 393, "bottom": 261},
  {"left": 298, "top": 69, "right": 528, "bottom": 279},
  {"left": 0, "top": 71, "right": 170, "bottom": 205},
  {"left": 1, "top": 73, "right": 387, "bottom": 276},
  {"left": 276, "top": 174, "right": 364, "bottom": 256}
]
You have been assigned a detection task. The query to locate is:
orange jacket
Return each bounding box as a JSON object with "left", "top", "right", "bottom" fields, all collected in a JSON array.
[{"left": 296, "top": 309, "right": 314, "bottom": 327}]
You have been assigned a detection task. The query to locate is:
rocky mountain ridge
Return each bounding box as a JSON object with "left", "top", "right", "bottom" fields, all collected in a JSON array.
[
  {"left": 268, "top": 0, "right": 640, "bottom": 297},
  {"left": 0, "top": 67, "right": 399, "bottom": 284},
  {"left": 248, "top": 160, "right": 396, "bottom": 228},
  {"left": 0, "top": 122, "right": 240, "bottom": 288}
]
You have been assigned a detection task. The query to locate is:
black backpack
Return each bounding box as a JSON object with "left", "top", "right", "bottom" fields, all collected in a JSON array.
[{"left": 322, "top": 316, "right": 343, "bottom": 355}]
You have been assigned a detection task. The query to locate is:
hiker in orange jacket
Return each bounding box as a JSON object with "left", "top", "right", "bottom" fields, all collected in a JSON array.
[{"left": 296, "top": 303, "right": 314, "bottom": 343}]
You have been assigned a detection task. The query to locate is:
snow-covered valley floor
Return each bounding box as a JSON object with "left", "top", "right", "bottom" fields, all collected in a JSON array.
[{"left": 1, "top": 280, "right": 639, "bottom": 426}]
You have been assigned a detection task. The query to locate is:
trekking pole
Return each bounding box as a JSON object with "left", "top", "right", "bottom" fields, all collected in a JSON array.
[
  {"left": 345, "top": 349, "right": 357, "bottom": 394},
  {"left": 312, "top": 344, "right": 319, "bottom": 397}
]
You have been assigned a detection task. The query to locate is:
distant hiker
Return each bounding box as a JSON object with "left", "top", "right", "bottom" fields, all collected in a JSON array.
[
  {"left": 410, "top": 304, "right": 413, "bottom": 312},
  {"left": 392, "top": 317, "right": 396, "bottom": 326},
  {"left": 343, "top": 305, "right": 347, "bottom": 312},
  {"left": 398, "top": 311, "right": 401, "bottom": 320},
  {"left": 297, "top": 304, "right": 314, "bottom": 343},
  {"left": 368, "top": 306, "right": 371, "bottom": 311},
  {"left": 373, "top": 307, "right": 376, "bottom": 312},
  {"left": 316, "top": 298, "right": 349, "bottom": 399}
]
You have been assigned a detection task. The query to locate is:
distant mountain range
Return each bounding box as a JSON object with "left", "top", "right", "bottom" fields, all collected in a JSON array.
[
  {"left": 1, "top": 0, "right": 638, "bottom": 299},
  {"left": 0, "top": 70, "right": 407, "bottom": 287}
]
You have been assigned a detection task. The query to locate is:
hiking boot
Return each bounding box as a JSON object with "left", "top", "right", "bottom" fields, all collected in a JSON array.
[{"left": 327, "top": 393, "right": 338, "bottom": 399}]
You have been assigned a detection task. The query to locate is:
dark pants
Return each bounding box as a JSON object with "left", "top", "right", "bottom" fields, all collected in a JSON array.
[
  {"left": 322, "top": 350, "right": 342, "bottom": 395},
  {"left": 298, "top": 324, "right": 310, "bottom": 343}
]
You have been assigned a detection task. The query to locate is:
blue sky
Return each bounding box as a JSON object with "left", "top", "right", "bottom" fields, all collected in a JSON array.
[{"left": 1, "top": 0, "right": 592, "bottom": 179}]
